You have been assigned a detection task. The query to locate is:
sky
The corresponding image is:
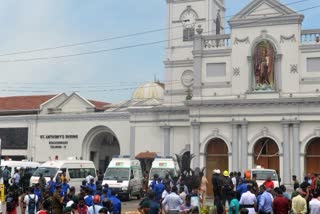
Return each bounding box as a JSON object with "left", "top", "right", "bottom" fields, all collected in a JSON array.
[{"left": 0, "top": 0, "right": 319, "bottom": 103}]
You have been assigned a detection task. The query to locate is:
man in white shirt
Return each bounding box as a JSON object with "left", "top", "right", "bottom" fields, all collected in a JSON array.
[
  {"left": 309, "top": 192, "right": 320, "bottom": 214},
  {"left": 13, "top": 169, "right": 20, "bottom": 186},
  {"left": 162, "top": 186, "right": 183, "bottom": 211},
  {"left": 239, "top": 185, "right": 257, "bottom": 214},
  {"left": 24, "top": 187, "right": 38, "bottom": 214}
]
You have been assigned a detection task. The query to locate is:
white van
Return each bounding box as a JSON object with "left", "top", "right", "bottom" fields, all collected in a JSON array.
[
  {"left": 249, "top": 168, "right": 280, "bottom": 188},
  {"left": 148, "top": 157, "right": 179, "bottom": 186},
  {"left": 0, "top": 160, "right": 40, "bottom": 185},
  {"left": 30, "top": 160, "right": 97, "bottom": 192},
  {"left": 102, "top": 157, "right": 143, "bottom": 201}
]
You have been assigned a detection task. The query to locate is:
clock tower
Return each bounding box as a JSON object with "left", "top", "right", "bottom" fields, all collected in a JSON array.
[{"left": 164, "top": 0, "right": 225, "bottom": 102}]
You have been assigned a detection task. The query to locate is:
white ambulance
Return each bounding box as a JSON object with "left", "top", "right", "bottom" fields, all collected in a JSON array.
[
  {"left": 0, "top": 160, "right": 40, "bottom": 184},
  {"left": 148, "top": 157, "right": 179, "bottom": 186},
  {"left": 249, "top": 167, "right": 280, "bottom": 188},
  {"left": 102, "top": 157, "right": 143, "bottom": 201},
  {"left": 30, "top": 160, "right": 96, "bottom": 192}
]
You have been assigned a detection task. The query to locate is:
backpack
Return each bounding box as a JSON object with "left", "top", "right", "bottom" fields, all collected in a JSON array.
[
  {"left": 6, "top": 196, "right": 15, "bottom": 212},
  {"left": 28, "top": 194, "right": 36, "bottom": 214}
]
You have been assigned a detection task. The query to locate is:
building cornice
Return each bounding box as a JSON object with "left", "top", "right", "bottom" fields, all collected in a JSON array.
[
  {"left": 185, "top": 96, "right": 320, "bottom": 107},
  {"left": 163, "top": 59, "right": 194, "bottom": 68},
  {"left": 299, "top": 44, "right": 320, "bottom": 53},
  {"left": 229, "top": 14, "right": 304, "bottom": 29},
  {"left": 201, "top": 48, "right": 232, "bottom": 57},
  {"left": 0, "top": 112, "right": 130, "bottom": 122}
]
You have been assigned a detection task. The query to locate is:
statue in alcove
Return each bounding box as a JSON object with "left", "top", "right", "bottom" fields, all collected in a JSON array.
[{"left": 254, "top": 41, "right": 275, "bottom": 91}]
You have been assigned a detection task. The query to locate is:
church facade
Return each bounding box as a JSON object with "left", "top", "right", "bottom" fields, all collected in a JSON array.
[{"left": 1, "top": 0, "right": 320, "bottom": 191}]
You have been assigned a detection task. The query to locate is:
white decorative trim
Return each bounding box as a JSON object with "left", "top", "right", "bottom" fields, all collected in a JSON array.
[
  {"left": 164, "top": 60, "right": 194, "bottom": 68},
  {"left": 248, "top": 131, "right": 283, "bottom": 154},
  {"left": 280, "top": 34, "right": 296, "bottom": 43},
  {"left": 200, "top": 132, "right": 231, "bottom": 154},
  {"left": 300, "top": 128, "right": 320, "bottom": 154},
  {"left": 234, "top": 36, "right": 250, "bottom": 45},
  {"left": 233, "top": 67, "right": 240, "bottom": 76},
  {"left": 290, "top": 64, "right": 298, "bottom": 74}
]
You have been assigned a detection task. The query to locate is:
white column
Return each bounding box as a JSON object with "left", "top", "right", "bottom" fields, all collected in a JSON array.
[
  {"left": 193, "top": 33, "right": 203, "bottom": 97},
  {"left": 130, "top": 126, "right": 135, "bottom": 159},
  {"left": 241, "top": 123, "right": 248, "bottom": 172},
  {"left": 282, "top": 123, "right": 290, "bottom": 185},
  {"left": 293, "top": 123, "right": 300, "bottom": 181},
  {"left": 232, "top": 124, "right": 238, "bottom": 171},
  {"left": 191, "top": 122, "right": 200, "bottom": 169},
  {"left": 162, "top": 126, "right": 171, "bottom": 156}
]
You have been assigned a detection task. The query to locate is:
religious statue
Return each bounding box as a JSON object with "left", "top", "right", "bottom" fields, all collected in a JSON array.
[
  {"left": 254, "top": 41, "right": 275, "bottom": 91},
  {"left": 216, "top": 9, "right": 221, "bottom": 35}
]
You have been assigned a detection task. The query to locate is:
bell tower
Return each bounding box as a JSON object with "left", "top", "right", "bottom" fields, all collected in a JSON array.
[
  {"left": 165, "top": 0, "right": 226, "bottom": 57},
  {"left": 164, "top": 0, "right": 226, "bottom": 103}
]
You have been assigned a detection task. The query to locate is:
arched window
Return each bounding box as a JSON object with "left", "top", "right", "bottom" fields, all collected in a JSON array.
[{"left": 253, "top": 41, "right": 276, "bottom": 91}]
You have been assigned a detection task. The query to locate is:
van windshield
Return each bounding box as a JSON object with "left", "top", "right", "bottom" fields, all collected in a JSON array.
[
  {"left": 104, "top": 168, "right": 129, "bottom": 180},
  {"left": 33, "top": 167, "right": 58, "bottom": 178},
  {"left": 149, "top": 168, "right": 174, "bottom": 180},
  {"left": 252, "top": 170, "right": 278, "bottom": 181}
]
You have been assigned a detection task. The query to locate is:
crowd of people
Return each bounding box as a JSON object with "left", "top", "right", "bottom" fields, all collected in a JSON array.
[
  {"left": 140, "top": 170, "right": 320, "bottom": 214},
  {"left": 2, "top": 168, "right": 121, "bottom": 214},
  {"left": 210, "top": 169, "right": 320, "bottom": 214},
  {"left": 138, "top": 172, "right": 208, "bottom": 214}
]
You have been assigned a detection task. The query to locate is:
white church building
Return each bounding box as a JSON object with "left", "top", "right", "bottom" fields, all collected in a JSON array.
[{"left": 1, "top": 0, "right": 320, "bottom": 193}]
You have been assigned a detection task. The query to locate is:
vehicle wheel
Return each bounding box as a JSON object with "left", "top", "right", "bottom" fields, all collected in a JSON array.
[
  {"left": 137, "top": 189, "right": 143, "bottom": 200},
  {"left": 126, "top": 191, "right": 132, "bottom": 201}
]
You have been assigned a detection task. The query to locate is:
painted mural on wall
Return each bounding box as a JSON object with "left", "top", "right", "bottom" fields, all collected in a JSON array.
[{"left": 253, "top": 41, "right": 275, "bottom": 91}]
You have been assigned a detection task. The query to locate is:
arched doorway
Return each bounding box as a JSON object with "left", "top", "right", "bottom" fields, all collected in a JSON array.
[
  {"left": 253, "top": 137, "right": 279, "bottom": 171},
  {"left": 305, "top": 138, "right": 320, "bottom": 174},
  {"left": 206, "top": 138, "right": 229, "bottom": 196},
  {"left": 82, "top": 126, "right": 120, "bottom": 172}
]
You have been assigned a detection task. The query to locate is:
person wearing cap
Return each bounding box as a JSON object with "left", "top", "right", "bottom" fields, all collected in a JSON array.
[
  {"left": 292, "top": 188, "right": 307, "bottom": 214},
  {"left": 292, "top": 175, "right": 300, "bottom": 191},
  {"left": 52, "top": 184, "right": 63, "bottom": 214},
  {"left": 88, "top": 195, "right": 103, "bottom": 214},
  {"left": 239, "top": 185, "right": 257, "bottom": 214},
  {"left": 84, "top": 187, "right": 94, "bottom": 207},
  {"left": 221, "top": 170, "right": 233, "bottom": 206}
]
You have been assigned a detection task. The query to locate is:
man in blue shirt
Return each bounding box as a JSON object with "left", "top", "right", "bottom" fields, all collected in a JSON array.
[
  {"left": 153, "top": 178, "right": 165, "bottom": 202},
  {"left": 109, "top": 191, "right": 121, "bottom": 214},
  {"left": 61, "top": 179, "right": 70, "bottom": 196},
  {"left": 46, "top": 176, "right": 56, "bottom": 196},
  {"left": 236, "top": 178, "right": 247, "bottom": 200},
  {"left": 87, "top": 178, "right": 97, "bottom": 195},
  {"left": 102, "top": 184, "right": 112, "bottom": 198},
  {"left": 258, "top": 185, "right": 273, "bottom": 214}
]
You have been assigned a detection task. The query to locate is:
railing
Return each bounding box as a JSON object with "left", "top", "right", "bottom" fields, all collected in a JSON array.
[
  {"left": 203, "top": 34, "right": 231, "bottom": 49},
  {"left": 301, "top": 29, "right": 320, "bottom": 44}
]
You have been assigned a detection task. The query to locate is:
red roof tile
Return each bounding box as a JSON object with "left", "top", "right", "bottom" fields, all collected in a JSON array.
[
  {"left": 0, "top": 95, "right": 110, "bottom": 111},
  {"left": 89, "top": 100, "right": 110, "bottom": 110},
  {"left": 0, "top": 95, "right": 56, "bottom": 111}
]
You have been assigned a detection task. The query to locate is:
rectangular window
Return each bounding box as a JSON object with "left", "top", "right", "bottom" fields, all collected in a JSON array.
[
  {"left": 0, "top": 128, "right": 28, "bottom": 149},
  {"left": 68, "top": 168, "right": 96, "bottom": 179},
  {"left": 307, "top": 58, "right": 320, "bottom": 72},
  {"left": 206, "top": 63, "right": 226, "bottom": 77},
  {"left": 183, "top": 28, "right": 195, "bottom": 41}
]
